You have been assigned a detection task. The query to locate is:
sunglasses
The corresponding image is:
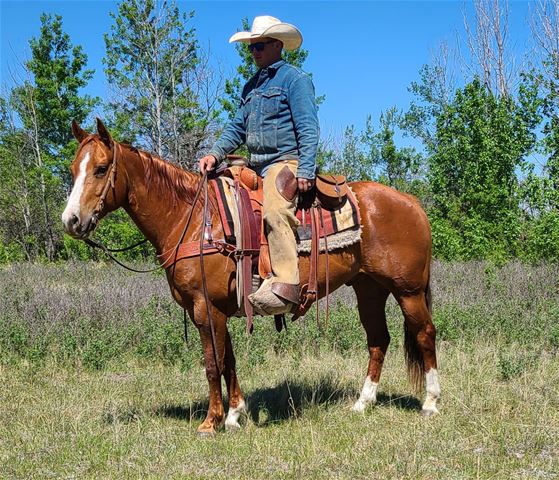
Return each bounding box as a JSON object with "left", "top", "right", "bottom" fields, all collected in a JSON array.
[{"left": 248, "top": 40, "right": 276, "bottom": 52}]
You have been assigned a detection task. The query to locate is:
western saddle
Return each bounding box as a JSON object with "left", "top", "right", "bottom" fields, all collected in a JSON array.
[{"left": 159, "top": 155, "right": 350, "bottom": 334}]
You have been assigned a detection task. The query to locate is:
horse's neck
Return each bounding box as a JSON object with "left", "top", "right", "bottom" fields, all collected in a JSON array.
[{"left": 122, "top": 148, "right": 203, "bottom": 253}]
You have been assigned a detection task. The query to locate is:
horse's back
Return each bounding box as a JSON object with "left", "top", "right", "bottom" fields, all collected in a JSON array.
[{"left": 350, "top": 181, "right": 431, "bottom": 292}]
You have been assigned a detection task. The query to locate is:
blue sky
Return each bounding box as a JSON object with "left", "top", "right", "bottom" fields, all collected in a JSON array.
[{"left": 1, "top": 1, "right": 536, "bottom": 144}]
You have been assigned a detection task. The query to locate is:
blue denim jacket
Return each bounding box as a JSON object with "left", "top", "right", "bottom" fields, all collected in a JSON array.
[{"left": 209, "top": 60, "right": 319, "bottom": 179}]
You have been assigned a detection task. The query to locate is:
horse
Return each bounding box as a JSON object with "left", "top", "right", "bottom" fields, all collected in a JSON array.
[{"left": 62, "top": 119, "right": 440, "bottom": 435}]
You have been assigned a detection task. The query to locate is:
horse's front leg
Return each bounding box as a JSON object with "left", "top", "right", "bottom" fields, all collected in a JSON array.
[
  {"left": 223, "top": 328, "right": 246, "bottom": 431},
  {"left": 194, "top": 303, "right": 228, "bottom": 436}
]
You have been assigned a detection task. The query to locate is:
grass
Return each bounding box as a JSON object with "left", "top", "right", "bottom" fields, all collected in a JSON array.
[
  {"left": 0, "top": 342, "right": 557, "bottom": 479},
  {"left": 0, "top": 261, "right": 558, "bottom": 478}
]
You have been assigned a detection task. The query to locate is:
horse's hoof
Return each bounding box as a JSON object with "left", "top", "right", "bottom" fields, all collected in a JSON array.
[
  {"left": 197, "top": 422, "right": 218, "bottom": 437},
  {"left": 420, "top": 408, "right": 439, "bottom": 417}
]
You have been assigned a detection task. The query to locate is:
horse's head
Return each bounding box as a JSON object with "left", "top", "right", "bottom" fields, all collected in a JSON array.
[{"left": 62, "top": 118, "right": 126, "bottom": 239}]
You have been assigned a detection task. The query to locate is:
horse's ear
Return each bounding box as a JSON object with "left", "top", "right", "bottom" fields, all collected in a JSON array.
[
  {"left": 96, "top": 118, "right": 113, "bottom": 147},
  {"left": 72, "top": 120, "right": 88, "bottom": 143}
]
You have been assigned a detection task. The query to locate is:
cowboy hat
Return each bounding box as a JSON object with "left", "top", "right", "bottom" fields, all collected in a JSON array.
[{"left": 229, "top": 15, "right": 303, "bottom": 51}]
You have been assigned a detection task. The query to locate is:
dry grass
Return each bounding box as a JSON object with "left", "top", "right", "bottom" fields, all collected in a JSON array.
[
  {"left": 0, "top": 260, "right": 558, "bottom": 478},
  {"left": 0, "top": 340, "right": 557, "bottom": 479}
]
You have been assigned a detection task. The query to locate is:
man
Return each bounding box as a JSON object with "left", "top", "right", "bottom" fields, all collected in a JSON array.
[{"left": 199, "top": 15, "right": 319, "bottom": 315}]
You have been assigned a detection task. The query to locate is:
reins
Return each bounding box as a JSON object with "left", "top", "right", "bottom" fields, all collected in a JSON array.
[
  {"left": 85, "top": 237, "right": 157, "bottom": 273},
  {"left": 82, "top": 140, "right": 220, "bottom": 371},
  {"left": 198, "top": 178, "right": 221, "bottom": 375}
]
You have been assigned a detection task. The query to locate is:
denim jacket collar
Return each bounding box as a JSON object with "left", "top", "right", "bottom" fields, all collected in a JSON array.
[{"left": 259, "top": 59, "right": 286, "bottom": 74}]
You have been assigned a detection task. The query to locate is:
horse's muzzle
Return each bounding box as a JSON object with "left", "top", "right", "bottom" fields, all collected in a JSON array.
[{"left": 62, "top": 213, "right": 98, "bottom": 239}]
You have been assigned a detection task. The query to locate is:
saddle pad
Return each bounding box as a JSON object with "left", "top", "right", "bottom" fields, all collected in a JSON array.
[
  {"left": 297, "top": 187, "right": 362, "bottom": 253},
  {"left": 295, "top": 187, "right": 361, "bottom": 238},
  {"left": 211, "top": 178, "right": 362, "bottom": 252}
]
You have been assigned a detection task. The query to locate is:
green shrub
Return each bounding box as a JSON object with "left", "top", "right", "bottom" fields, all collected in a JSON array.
[
  {"left": 430, "top": 216, "right": 463, "bottom": 260},
  {"left": 520, "top": 211, "right": 559, "bottom": 262},
  {"left": 498, "top": 350, "right": 538, "bottom": 381},
  {"left": 0, "top": 241, "right": 27, "bottom": 264}
]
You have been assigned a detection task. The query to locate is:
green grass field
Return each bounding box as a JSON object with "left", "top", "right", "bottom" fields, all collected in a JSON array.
[{"left": 0, "top": 261, "right": 558, "bottom": 478}]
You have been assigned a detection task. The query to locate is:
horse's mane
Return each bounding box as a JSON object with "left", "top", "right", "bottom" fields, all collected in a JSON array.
[{"left": 123, "top": 144, "right": 203, "bottom": 208}]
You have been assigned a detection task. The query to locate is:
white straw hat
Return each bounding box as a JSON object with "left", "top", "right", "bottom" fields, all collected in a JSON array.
[{"left": 229, "top": 15, "right": 303, "bottom": 51}]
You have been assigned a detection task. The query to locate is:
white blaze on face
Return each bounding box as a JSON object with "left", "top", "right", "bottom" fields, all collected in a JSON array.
[
  {"left": 62, "top": 152, "right": 90, "bottom": 227},
  {"left": 352, "top": 376, "right": 379, "bottom": 413}
]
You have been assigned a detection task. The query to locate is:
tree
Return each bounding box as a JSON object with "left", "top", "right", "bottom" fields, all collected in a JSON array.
[
  {"left": 366, "top": 109, "right": 424, "bottom": 193},
  {"left": 331, "top": 125, "right": 370, "bottom": 182},
  {"left": 25, "top": 15, "right": 97, "bottom": 158},
  {"left": 0, "top": 13, "right": 98, "bottom": 260},
  {"left": 323, "top": 110, "right": 424, "bottom": 194},
  {"left": 104, "top": 0, "right": 220, "bottom": 168},
  {"left": 428, "top": 77, "right": 540, "bottom": 259},
  {"left": 0, "top": 99, "right": 33, "bottom": 260},
  {"left": 402, "top": 43, "right": 455, "bottom": 155},
  {"left": 529, "top": 0, "right": 559, "bottom": 209},
  {"left": 463, "top": 0, "right": 515, "bottom": 98}
]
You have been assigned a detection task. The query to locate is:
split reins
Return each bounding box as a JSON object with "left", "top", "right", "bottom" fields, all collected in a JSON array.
[{"left": 83, "top": 139, "right": 221, "bottom": 372}]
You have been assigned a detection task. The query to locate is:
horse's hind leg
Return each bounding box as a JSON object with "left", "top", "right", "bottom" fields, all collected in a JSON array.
[
  {"left": 397, "top": 292, "right": 440, "bottom": 416},
  {"left": 223, "top": 328, "right": 247, "bottom": 431},
  {"left": 351, "top": 275, "right": 390, "bottom": 413}
]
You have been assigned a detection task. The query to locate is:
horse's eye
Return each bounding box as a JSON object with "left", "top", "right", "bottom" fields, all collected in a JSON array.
[{"left": 95, "top": 165, "right": 108, "bottom": 178}]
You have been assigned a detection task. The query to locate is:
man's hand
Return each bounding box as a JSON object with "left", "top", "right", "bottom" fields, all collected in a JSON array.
[
  {"left": 297, "top": 177, "right": 315, "bottom": 193},
  {"left": 199, "top": 154, "right": 217, "bottom": 174}
]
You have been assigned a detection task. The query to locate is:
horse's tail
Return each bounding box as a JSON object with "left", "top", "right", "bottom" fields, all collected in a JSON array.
[{"left": 403, "top": 274, "right": 431, "bottom": 393}]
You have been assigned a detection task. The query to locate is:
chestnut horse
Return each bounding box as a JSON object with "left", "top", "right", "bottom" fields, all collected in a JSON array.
[{"left": 62, "top": 119, "right": 440, "bottom": 435}]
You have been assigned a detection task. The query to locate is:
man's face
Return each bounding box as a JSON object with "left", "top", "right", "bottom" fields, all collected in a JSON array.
[{"left": 250, "top": 37, "right": 282, "bottom": 69}]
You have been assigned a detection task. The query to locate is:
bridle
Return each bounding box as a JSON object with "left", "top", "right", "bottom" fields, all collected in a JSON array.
[
  {"left": 81, "top": 137, "right": 211, "bottom": 272},
  {"left": 82, "top": 139, "right": 154, "bottom": 272},
  {"left": 90, "top": 139, "right": 120, "bottom": 230}
]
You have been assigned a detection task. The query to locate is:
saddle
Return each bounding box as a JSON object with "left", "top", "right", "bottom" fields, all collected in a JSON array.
[
  {"left": 157, "top": 156, "right": 361, "bottom": 333},
  {"left": 213, "top": 157, "right": 359, "bottom": 333}
]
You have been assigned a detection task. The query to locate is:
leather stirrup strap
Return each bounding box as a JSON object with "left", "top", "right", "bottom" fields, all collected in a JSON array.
[
  {"left": 235, "top": 181, "right": 255, "bottom": 333},
  {"left": 318, "top": 206, "right": 330, "bottom": 331},
  {"left": 291, "top": 205, "right": 320, "bottom": 321},
  {"left": 308, "top": 206, "right": 320, "bottom": 308}
]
